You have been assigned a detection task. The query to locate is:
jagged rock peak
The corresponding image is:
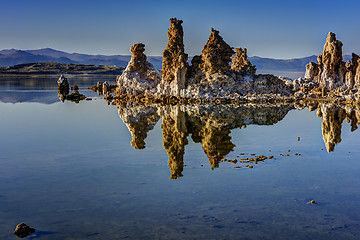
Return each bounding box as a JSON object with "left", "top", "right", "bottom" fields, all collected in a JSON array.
[
  {"left": 128, "top": 43, "right": 148, "bottom": 73},
  {"left": 305, "top": 32, "right": 346, "bottom": 90},
  {"left": 161, "top": 17, "right": 188, "bottom": 87},
  {"left": 305, "top": 32, "right": 360, "bottom": 91},
  {"left": 231, "top": 48, "right": 256, "bottom": 75},
  {"left": 199, "top": 28, "right": 235, "bottom": 75},
  {"left": 345, "top": 53, "right": 360, "bottom": 89}
]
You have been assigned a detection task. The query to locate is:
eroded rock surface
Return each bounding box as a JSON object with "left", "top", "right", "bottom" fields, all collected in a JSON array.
[
  {"left": 305, "top": 32, "right": 360, "bottom": 91},
  {"left": 231, "top": 48, "right": 256, "bottom": 75},
  {"left": 199, "top": 28, "right": 234, "bottom": 76},
  {"left": 117, "top": 43, "right": 161, "bottom": 96},
  {"left": 160, "top": 18, "right": 188, "bottom": 96}
]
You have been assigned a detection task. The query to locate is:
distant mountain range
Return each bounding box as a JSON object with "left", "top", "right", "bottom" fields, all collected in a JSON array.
[
  {"left": 0, "top": 48, "right": 353, "bottom": 72},
  {"left": 0, "top": 48, "right": 163, "bottom": 70}
]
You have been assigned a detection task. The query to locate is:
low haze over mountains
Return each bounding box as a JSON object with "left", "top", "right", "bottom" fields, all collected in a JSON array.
[{"left": 0, "top": 48, "right": 352, "bottom": 72}]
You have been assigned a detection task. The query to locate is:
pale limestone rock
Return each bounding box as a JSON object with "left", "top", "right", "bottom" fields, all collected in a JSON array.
[{"left": 116, "top": 43, "right": 161, "bottom": 96}]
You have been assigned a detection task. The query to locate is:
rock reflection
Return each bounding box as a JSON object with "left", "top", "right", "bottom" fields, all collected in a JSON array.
[
  {"left": 316, "top": 103, "right": 360, "bottom": 152},
  {"left": 117, "top": 103, "right": 160, "bottom": 149},
  {"left": 117, "top": 102, "right": 360, "bottom": 176},
  {"left": 117, "top": 103, "right": 291, "bottom": 178},
  {"left": 160, "top": 106, "right": 188, "bottom": 179}
]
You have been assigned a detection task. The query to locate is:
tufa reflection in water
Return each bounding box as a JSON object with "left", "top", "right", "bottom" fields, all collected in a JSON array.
[
  {"left": 117, "top": 103, "right": 291, "bottom": 178},
  {"left": 117, "top": 102, "right": 360, "bottom": 178},
  {"left": 317, "top": 103, "right": 360, "bottom": 152}
]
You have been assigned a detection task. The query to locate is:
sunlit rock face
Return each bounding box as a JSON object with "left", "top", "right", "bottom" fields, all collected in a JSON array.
[
  {"left": 231, "top": 48, "right": 256, "bottom": 75},
  {"left": 182, "top": 28, "right": 289, "bottom": 99},
  {"left": 199, "top": 28, "right": 235, "bottom": 76},
  {"left": 116, "top": 43, "right": 161, "bottom": 96},
  {"left": 305, "top": 32, "right": 360, "bottom": 91},
  {"left": 117, "top": 102, "right": 160, "bottom": 149},
  {"left": 160, "top": 18, "right": 188, "bottom": 97},
  {"left": 116, "top": 18, "right": 292, "bottom": 100},
  {"left": 345, "top": 53, "right": 360, "bottom": 89}
]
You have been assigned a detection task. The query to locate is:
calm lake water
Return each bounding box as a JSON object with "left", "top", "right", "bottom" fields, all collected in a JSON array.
[{"left": 0, "top": 76, "right": 359, "bottom": 239}]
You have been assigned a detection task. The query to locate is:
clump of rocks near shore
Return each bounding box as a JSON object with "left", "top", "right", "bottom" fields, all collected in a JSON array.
[{"left": 113, "top": 18, "right": 360, "bottom": 105}]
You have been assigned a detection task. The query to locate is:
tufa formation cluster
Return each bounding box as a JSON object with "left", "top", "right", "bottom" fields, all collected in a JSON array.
[{"left": 305, "top": 32, "right": 360, "bottom": 91}]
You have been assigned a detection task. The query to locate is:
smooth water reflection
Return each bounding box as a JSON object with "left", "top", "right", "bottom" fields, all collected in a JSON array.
[
  {"left": 0, "top": 84, "right": 360, "bottom": 239},
  {"left": 117, "top": 102, "right": 360, "bottom": 179}
]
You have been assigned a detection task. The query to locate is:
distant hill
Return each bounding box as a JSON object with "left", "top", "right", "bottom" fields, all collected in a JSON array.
[
  {"left": 0, "top": 48, "right": 354, "bottom": 73},
  {"left": 0, "top": 62, "right": 124, "bottom": 75},
  {"left": 249, "top": 55, "right": 352, "bottom": 72},
  {"left": 0, "top": 48, "right": 162, "bottom": 69}
]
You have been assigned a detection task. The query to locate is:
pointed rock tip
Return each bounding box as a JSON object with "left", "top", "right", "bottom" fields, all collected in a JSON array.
[
  {"left": 169, "top": 17, "right": 183, "bottom": 24},
  {"left": 130, "top": 43, "right": 145, "bottom": 53},
  {"left": 327, "top": 32, "right": 337, "bottom": 42}
]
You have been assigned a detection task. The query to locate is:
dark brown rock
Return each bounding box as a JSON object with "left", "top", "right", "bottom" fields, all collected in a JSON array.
[
  {"left": 199, "top": 28, "right": 234, "bottom": 75},
  {"left": 128, "top": 43, "right": 149, "bottom": 77},
  {"left": 57, "top": 75, "right": 69, "bottom": 96},
  {"left": 71, "top": 84, "right": 79, "bottom": 91},
  {"left": 231, "top": 48, "right": 256, "bottom": 75},
  {"left": 14, "top": 223, "right": 35, "bottom": 238}
]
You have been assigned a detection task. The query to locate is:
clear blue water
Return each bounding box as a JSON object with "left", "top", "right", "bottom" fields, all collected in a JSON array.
[{"left": 0, "top": 77, "right": 359, "bottom": 239}]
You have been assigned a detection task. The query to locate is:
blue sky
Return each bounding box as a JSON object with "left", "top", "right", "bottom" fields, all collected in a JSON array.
[{"left": 1, "top": 0, "right": 360, "bottom": 59}]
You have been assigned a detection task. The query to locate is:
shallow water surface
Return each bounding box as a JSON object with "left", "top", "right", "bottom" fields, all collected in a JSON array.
[{"left": 0, "top": 78, "right": 359, "bottom": 239}]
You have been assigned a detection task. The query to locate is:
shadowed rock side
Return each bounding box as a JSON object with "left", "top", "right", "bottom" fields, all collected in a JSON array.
[
  {"left": 117, "top": 103, "right": 292, "bottom": 177},
  {"left": 160, "top": 18, "right": 188, "bottom": 97},
  {"left": 305, "top": 32, "right": 360, "bottom": 91},
  {"left": 316, "top": 103, "right": 360, "bottom": 152},
  {"left": 116, "top": 43, "right": 161, "bottom": 96},
  {"left": 117, "top": 103, "right": 160, "bottom": 149}
]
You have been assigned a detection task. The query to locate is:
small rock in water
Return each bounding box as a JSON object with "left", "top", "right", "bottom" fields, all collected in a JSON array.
[
  {"left": 297, "top": 137, "right": 300, "bottom": 141},
  {"left": 308, "top": 200, "right": 317, "bottom": 205},
  {"left": 71, "top": 84, "right": 79, "bottom": 91},
  {"left": 14, "top": 223, "right": 35, "bottom": 238}
]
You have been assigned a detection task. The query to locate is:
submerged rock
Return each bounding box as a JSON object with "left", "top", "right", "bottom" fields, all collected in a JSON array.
[
  {"left": 65, "top": 90, "right": 86, "bottom": 103},
  {"left": 116, "top": 43, "right": 161, "bottom": 96},
  {"left": 88, "top": 81, "right": 116, "bottom": 95},
  {"left": 14, "top": 223, "right": 35, "bottom": 238}
]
